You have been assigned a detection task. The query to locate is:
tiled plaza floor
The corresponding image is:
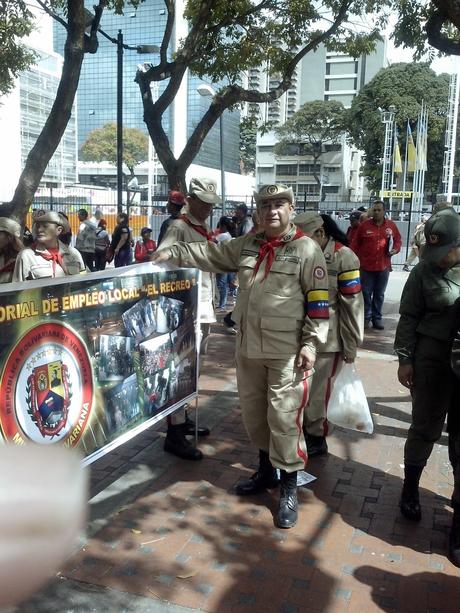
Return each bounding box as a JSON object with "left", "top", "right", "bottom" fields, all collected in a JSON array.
[{"left": 18, "top": 298, "right": 460, "bottom": 612}]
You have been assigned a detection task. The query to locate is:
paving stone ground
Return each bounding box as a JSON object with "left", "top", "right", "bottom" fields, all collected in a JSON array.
[{"left": 17, "top": 275, "right": 460, "bottom": 612}]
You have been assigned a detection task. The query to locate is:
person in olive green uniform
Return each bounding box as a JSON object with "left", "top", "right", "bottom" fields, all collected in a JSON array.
[
  {"left": 394, "top": 207, "right": 460, "bottom": 567},
  {"left": 153, "top": 184, "right": 329, "bottom": 529}
]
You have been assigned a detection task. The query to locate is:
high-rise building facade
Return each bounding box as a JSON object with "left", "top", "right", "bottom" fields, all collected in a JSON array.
[
  {"left": 251, "top": 40, "right": 387, "bottom": 207},
  {"left": 53, "top": 0, "right": 241, "bottom": 195},
  {"left": 0, "top": 4, "right": 77, "bottom": 203}
]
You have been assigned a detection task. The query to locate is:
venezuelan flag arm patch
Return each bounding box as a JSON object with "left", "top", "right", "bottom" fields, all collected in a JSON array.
[
  {"left": 338, "top": 269, "right": 361, "bottom": 295},
  {"left": 307, "top": 289, "right": 329, "bottom": 319}
]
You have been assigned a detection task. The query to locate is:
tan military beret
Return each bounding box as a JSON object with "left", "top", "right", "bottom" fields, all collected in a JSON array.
[
  {"left": 0, "top": 217, "right": 21, "bottom": 238},
  {"left": 253, "top": 184, "right": 294, "bottom": 205},
  {"left": 293, "top": 211, "right": 324, "bottom": 235}
]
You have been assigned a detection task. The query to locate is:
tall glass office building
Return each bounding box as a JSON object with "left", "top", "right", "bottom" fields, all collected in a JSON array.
[{"left": 53, "top": 1, "right": 241, "bottom": 181}]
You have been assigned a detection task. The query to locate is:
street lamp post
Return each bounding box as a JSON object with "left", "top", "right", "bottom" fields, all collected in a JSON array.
[
  {"left": 379, "top": 105, "right": 396, "bottom": 209},
  {"left": 197, "top": 84, "right": 226, "bottom": 214},
  {"left": 114, "top": 30, "right": 160, "bottom": 213}
]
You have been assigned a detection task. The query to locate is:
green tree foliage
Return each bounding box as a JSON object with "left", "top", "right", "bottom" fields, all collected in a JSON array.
[
  {"left": 135, "top": 0, "right": 392, "bottom": 190},
  {"left": 274, "top": 100, "right": 346, "bottom": 185},
  {"left": 81, "top": 123, "right": 148, "bottom": 177},
  {"left": 6, "top": 0, "right": 458, "bottom": 220},
  {"left": 393, "top": 1, "right": 460, "bottom": 58},
  {"left": 239, "top": 116, "right": 258, "bottom": 175},
  {"left": 0, "top": 1, "right": 36, "bottom": 96},
  {"left": 347, "top": 63, "right": 449, "bottom": 193}
]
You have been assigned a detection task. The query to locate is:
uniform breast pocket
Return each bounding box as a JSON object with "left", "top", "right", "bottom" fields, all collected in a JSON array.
[
  {"left": 29, "top": 264, "right": 53, "bottom": 279},
  {"left": 265, "top": 260, "right": 299, "bottom": 297},
  {"left": 237, "top": 256, "right": 257, "bottom": 290},
  {"left": 261, "top": 316, "right": 300, "bottom": 354},
  {"left": 66, "top": 260, "right": 82, "bottom": 275},
  {"left": 425, "top": 287, "right": 453, "bottom": 310}
]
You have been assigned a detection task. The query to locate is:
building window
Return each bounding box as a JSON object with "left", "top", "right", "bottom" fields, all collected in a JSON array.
[
  {"left": 325, "top": 78, "right": 357, "bottom": 91},
  {"left": 327, "top": 61, "right": 358, "bottom": 75},
  {"left": 324, "top": 144, "right": 342, "bottom": 152},
  {"left": 276, "top": 164, "right": 298, "bottom": 176},
  {"left": 298, "top": 163, "right": 321, "bottom": 175},
  {"left": 323, "top": 185, "right": 339, "bottom": 194}
]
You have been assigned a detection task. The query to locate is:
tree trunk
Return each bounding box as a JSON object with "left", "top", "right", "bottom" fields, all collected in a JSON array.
[{"left": 1, "top": 2, "right": 86, "bottom": 223}]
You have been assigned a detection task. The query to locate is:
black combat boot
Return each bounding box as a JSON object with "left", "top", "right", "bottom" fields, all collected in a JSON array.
[
  {"left": 164, "top": 424, "right": 203, "bottom": 460},
  {"left": 449, "top": 504, "right": 460, "bottom": 568},
  {"left": 276, "top": 470, "right": 298, "bottom": 529},
  {"left": 183, "top": 409, "right": 210, "bottom": 437},
  {"left": 235, "top": 450, "right": 279, "bottom": 495},
  {"left": 400, "top": 464, "right": 423, "bottom": 521},
  {"left": 305, "top": 432, "right": 328, "bottom": 458}
]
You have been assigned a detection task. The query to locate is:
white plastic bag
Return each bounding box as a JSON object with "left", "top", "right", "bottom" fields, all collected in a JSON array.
[{"left": 327, "top": 363, "right": 374, "bottom": 434}]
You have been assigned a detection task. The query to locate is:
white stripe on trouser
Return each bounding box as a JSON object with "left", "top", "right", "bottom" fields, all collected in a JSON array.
[
  {"left": 236, "top": 350, "right": 310, "bottom": 472},
  {"left": 304, "top": 352, "right": 342, "bottom": 437}
]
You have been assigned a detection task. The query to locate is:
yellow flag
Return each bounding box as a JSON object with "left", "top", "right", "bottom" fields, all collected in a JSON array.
[
  {"left": 407, "top": 124, "right": 416, "bottom": 173},
  {"left": 393, "top": 134, "right": 402, "bottom": 173}
]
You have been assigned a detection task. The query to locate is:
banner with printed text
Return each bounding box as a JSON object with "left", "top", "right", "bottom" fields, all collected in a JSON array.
[{"left": 0, "top": 264, "right": 199, "bottom": 463}]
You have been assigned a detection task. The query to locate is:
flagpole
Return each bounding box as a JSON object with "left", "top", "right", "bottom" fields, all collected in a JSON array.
[
  {"left": 418, "top": 102, "right": 428, "bottom": 212},
  {"left": 403, "top": 120, "right": 411, "bottom": 258},
  {"left": 389, "top": 120, "right": 397, "bottom": 218},
  {"left": 401, "top": 121, "right": 409, "bottom": 211}
]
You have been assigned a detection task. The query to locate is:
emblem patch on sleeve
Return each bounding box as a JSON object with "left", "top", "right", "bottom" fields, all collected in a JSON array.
[{"left": 313, "top": 266, "right": 326, "bottom": 280}]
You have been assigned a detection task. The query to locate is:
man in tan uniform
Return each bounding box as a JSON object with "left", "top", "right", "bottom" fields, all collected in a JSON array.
[
  {"left": 295, "top": 212, "right": 364, "bottom": 457},
  {"left": 159, "top": 178, "right": 220, "bottom": 461},
  {"left": 153, "top": 184, "right": 329, "bottom": 528},
  {"left": 13, "top": 211, "right": 85, "bottom": 281}
]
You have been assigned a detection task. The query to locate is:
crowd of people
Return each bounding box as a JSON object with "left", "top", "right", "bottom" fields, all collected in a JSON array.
[{"left": 2, "top": 181, "right": 460, "bottom": 565}]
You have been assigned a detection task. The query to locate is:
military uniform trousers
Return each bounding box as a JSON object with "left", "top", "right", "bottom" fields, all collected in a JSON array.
[
  {"left": 236, "top": 351, "right": 311, "bottom": 472},
  {"left": 406, "top": 335, "right": 460, "bottom": 506},
  {"left": 304, "top": 352, "right": 343, "bottom": 437},
  {"left": 169, "top": 323, "right": 211, "bottom": 426}
]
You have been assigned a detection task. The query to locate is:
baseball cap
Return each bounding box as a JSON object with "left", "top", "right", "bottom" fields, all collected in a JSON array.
[
  {"left": 141, "top": 227, "right": 152, "bottom": 234},
  {"left": 34, "top": 211, "right": 66, "bottom": 226},
  {"left": 293, "top": 211, "right": 324, "bottom": 235},
  {"left": 254, "top": 184, "right": 294, "bottom": 205},
  {"left": 168, "top": 190, "right": 186, "bottom": 207},
  {"left": 188, "top": 178, "right": 221, "bottom": 204},
  {"left": 423, "top": 208, "right": 460, "bottom": 264},
  {"left": 0, "top": 218, "right": 21, "bottom": 238}
]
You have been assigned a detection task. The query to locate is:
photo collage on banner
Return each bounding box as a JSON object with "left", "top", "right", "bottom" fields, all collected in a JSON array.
[{"left": 0, "top": 265, "right": 199, "bottom": 462}]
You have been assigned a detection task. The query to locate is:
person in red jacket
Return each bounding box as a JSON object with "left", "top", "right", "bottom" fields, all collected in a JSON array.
[
  {"left": 135, "top": 227, "right": 157, "bottom": 263},
  {"left": 351, "top": 200, "right": 401, "bottom": 330}
]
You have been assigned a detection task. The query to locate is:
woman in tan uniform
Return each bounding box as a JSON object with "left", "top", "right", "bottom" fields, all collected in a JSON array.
[
  {"left": 13, "top": 212, "right": 85, "bottom": 281},
  {"left": 294, "top": 212, "right": 364, "bottom": 457},
  {"left": 0, "top": 219, "right": 23, "bottom": 284},
  {"left": 153, "top": 184, "right": 329, "bottom": 529}
]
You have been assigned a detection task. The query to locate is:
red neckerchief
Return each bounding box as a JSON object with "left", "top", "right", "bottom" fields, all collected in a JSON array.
[
  {"left": 334, "top": 241, "right": 344, "bottom": 252},
  {"left": 34, "top": 244, "right": 64, "bottom": 276},
  {"left": 180, "top": 214, "right": 216, "bottom": 242},
  {"left": 253, "top": 228, "right": 305, "bottom": 281}
]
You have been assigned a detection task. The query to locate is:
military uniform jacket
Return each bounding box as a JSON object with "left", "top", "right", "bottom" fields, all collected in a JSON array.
[
  {"left": 12, "top": 241, "right": 85, "bottom": 281},
  {"left": 319, "top": 239, "right": 364, "bottom": 359},
  {"left": 158, "top": 206, "right": 216, "bottom": 323},
  {"left": 161, "top": 224, "right": 329, "bottom": 359},
  {"left": 394, "top": 261, "right": 460, "bottom": 364}
]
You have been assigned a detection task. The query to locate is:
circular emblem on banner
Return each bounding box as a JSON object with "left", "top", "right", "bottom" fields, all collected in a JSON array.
[
  {"left": 0, "top": 322, "right": 93, "bottom": 446},
  {"left": 207, "top": 183, "right": 215, "bottom": 192},
  {"left": 428, "top": 233, "right": 439, "bottom": 244},
  {"left": 267, "top": 185, "right": 278, "bottom": 195},
  {"left": 313, "top": 266, "right": 326, "bottom": 280}
]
